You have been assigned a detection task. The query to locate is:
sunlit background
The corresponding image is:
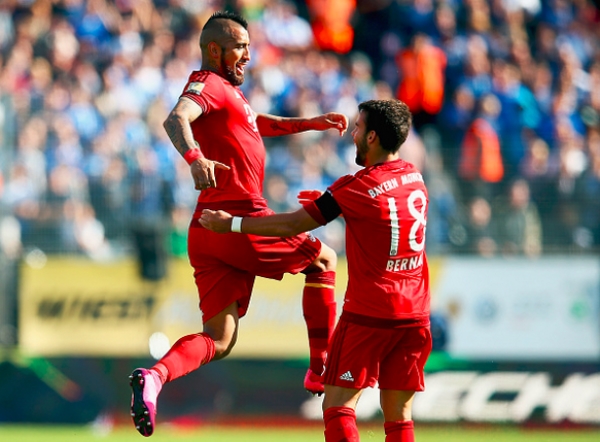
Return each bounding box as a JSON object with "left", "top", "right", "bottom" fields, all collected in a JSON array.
[{"left": 0, "top": 0, "right": 599, "bottom": 435}]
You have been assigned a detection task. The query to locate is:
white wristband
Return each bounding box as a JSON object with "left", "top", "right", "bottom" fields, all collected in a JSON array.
[{"left": 230, "top": 216, "right": 243, "bottom": 233}]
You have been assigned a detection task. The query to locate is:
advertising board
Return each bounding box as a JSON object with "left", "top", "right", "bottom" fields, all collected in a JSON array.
[
  {"left": 432, "top": 257, "right": 600, "bottom": 360},
  {"left": 19, "top": 256, "right": 600, "bottom": 362},
  {"left": 18, "top": 257, "right": 347, "bottom": 357}
]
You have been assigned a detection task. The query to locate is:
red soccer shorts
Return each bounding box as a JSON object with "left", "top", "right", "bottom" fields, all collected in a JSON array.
[
  {"left": 188, "top": 211, "right": 321, "bottom": 323},
  {"left": 324, "top": 317, "right": 432, "bottom": 391}
]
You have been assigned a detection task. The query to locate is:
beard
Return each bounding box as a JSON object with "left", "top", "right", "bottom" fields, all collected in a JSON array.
[
  {"left": 355, "top": 153, "right": 365, "bottom": 166},
  {"left": 222, "top": 59, "right": 244, "bottom": 86},
  {"left": 354, "top": 137, "right": 367, "bottom": 166}
]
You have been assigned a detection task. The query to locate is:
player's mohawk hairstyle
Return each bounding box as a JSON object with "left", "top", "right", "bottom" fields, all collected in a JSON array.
[{"left": 204, "top": 10, "right": 248, "bottom": 30}]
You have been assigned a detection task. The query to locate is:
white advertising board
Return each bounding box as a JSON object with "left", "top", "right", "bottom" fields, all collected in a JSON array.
[
  {"left": 432, "top": 257, "right": 600, "bottom": 360},
  {"left": 301, "top": 370, "right": 600, "bottom": 424}
]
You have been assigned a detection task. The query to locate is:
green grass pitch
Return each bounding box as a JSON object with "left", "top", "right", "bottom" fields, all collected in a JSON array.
[{"left": 0, "top": 424, "right": 598, "bottom": 442}]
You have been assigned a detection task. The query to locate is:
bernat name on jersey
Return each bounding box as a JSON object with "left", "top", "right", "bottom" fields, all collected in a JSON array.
[
  {"left": 387, "top": 253, "right": 424, "bottom": 272},
  {"left": 367, "top": 173, "right": 423, "bottom": 198}
]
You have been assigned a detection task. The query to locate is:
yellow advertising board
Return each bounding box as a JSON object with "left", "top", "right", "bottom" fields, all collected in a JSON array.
[
  {"left": 20, "top": 256, "right": 442, "bottom": 359},
  {"left": 18, "top": 257, "right": 344, "bottom": 358}
]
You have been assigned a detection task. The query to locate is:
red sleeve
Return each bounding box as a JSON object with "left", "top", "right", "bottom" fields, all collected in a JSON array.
[{"left": 180, "top": 71, "right": 220, "bottom": 114}]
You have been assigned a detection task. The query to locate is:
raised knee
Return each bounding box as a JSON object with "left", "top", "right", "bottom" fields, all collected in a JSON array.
[
  {"left": 212, "top": 340, "right": 235, "bottom": 360},
  {"left": 322, "top": 244, "right": 337, "bottom": 269},
  {"left": 309, "top": 244, "right": 337, "bottom": 273}
]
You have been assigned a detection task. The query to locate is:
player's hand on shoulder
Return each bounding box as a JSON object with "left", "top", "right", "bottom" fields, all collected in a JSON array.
[
  {"left": 190, "top": 158, "right": 231, "bottom": 191},
  {"left": 297, "top": 190, "right": 323, "bottom": 206},
  {"left": 199, "top": 209, "right": 233, "bottom": 233}
]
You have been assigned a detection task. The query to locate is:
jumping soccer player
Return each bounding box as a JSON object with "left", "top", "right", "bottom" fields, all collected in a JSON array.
[
  {"left": 201, "top": 99, "right": 431, "bottom": 442},
  {"left": 128, "top": 10, "right": 348, "bottom": 437}
]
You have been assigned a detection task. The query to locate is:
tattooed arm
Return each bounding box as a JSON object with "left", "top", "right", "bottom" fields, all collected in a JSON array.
[
  {"left": 163, "top": 97, "right": 203, "bottom": 158},
  {"left": 255, "top": 112, "right": 348, "bottom": 137},
  {"left": 163, "top": 97, "right": 230, "bottom": 190}
]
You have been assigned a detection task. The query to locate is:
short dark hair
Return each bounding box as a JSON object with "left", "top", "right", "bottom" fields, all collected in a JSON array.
[
  {"left": 358, "top": 99, "right": 412, "bottom": 153},
  {"left": 203, "top": 10, "right": 248, "bottom": 30}
]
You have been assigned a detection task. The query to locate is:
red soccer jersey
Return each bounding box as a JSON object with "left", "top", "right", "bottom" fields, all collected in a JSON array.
[
  {"left": 306, "top": 159, "right": 430, "bottom": 321},
  {"left": 181, "top": 70, "right": 268, "bottom": 209}
]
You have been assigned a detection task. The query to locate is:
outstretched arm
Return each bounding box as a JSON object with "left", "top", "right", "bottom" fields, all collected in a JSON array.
[
  {"left": 255, "top": 112, "right": 348, "bottom": 137},
  {"left": 199, "top": 207, "right": 322, "bottom": 237},
  {"left": 163, "top": 97, "right": 230, "bottom": 190}
]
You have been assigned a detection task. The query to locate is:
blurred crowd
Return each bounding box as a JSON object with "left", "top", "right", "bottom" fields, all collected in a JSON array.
[{"left": 1, "top": 0, "right": 600, "bottom": 272}]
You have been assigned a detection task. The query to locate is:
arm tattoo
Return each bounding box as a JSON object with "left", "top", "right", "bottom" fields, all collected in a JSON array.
[{"left": 163, "top": 100, "right": 200, "bottom": 157}]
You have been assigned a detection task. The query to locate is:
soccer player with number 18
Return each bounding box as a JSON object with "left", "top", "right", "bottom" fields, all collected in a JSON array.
[{"left": 201, "top": 99, "right": 432, "bottom": 442}]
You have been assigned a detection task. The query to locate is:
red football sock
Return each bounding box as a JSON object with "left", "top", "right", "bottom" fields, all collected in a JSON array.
[
  {"left": 384, "top": 420, "right": 414, "bottom": 442},
  {"left": 151, "top": 332, "right": 215, "bottom": 383},
  {"left": 303, "top": 271, "right": 336, "bottom": 375},
  {"left": 323, "top": 406, "right": 359, "bottom": 442}
]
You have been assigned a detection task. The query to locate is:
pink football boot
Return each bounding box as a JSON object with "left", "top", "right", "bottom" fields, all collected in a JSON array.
[
  {"left": 304, "top": 368, "right": 324, "bottom": 396},
  {"left": 129, "top": 368, "right": 163, "bottom": 437}
]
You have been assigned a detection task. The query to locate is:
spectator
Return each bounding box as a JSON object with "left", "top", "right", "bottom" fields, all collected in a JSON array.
[
  {"left": 458, "top": 93, "right": 504, "bottom": 203},
  {"left": 44, "top": 164, "right": 90, "bottom": 252},
  {"left": 438, "top": 85, "right": 475, "bottom": 172},
  {"left": 306, "top": 0, "right": 356, "bottom": 54},
  {"left": 424, "top": 145, "right": 464, "bottom": 254},
  {"left": 262, "top": 0, "right": 314, "bottom": 51},
  {"left": 352, "top": 0, "right": 400, "bottom": 79},
  {"left": 404, "top": 0, "right": 437, "bottom": 36},
  {"left": 85, "top": 145, "right": 129, "bottom": 243},
  {"left": 432, "top": 3, "right": 468, "bottom": 96},
  {"left": 395, "top": 33, "right": 447, "bottom": 131},
  {"left": 492, "top": 61, "right": 541, "bottom": 181},
  {"left": 494, "top": 178, "right": 542, "bottom": 257},
  {"left": 129, "top": 147, "right": 174, "bottom": 281},
  {"left": 3, "top": 162, "right": 43, "bottom": 247},
  {"left": 462, "top": 196, "right": 497, "bottom": 257},
  {"left": 459, "top": 34, "right": 493, "bottom": 100},
  {"left": 519, "top": 136, "right": 560, "bottom": 230}
]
